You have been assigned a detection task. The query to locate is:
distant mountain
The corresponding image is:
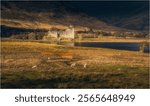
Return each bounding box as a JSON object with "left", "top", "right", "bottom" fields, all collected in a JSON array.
[
  {"left": 111, "top": 10, "right": 149, "bottom": 32},
  {"left": 1, "top": 1, "right": 127, "bottom": 34},
  {"left": 1, "top": 1, "right": 149, "bottom": 38},
  {"left": 62, "top": 1, "right": 149, "bottom": 32},
  {"left": 94, "top": 2, "right": 149, "bottom": 32}
]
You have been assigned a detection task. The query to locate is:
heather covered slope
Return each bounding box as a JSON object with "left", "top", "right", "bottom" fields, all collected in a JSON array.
[{"left": 1, "top": 1, "right": 126, "bottom": 33}]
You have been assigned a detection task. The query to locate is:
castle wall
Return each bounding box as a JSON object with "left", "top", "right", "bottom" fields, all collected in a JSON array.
[
  {"left": 46, "top": 26, "right": 75, "bottom": 39},
  {"left": 47, "top": 31, "right": 58, "bottom": 38},
  {"left": 62, "top": 27, "right": 75, "bottom": 39}
]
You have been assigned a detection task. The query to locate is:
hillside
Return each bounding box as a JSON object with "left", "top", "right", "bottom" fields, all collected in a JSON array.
[
  {"left": 1, "top": 1, "right": 127, "bottom": 37},
  {"left": 95, "top": 2, "right": 149, "bottom": 32},
  {"left": 108, "top": 6, "right": 149, "bottom": 31}
]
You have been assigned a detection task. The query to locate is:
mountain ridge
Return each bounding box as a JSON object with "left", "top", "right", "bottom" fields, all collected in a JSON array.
[
  {"left": 1, "top": 1, "right": 132, "bottom": 32},
  {"left": 1, "top": 1, "right": 148, "bottom": 36}
]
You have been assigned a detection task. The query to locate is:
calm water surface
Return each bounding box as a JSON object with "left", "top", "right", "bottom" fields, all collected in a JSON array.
[{"left": 61, "top": 42, "right": 149, "bottom": 53}]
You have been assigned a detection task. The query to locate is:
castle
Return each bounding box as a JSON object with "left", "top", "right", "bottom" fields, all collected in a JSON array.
[{"left": 43, "top": 25, "right": 75, "bottom": 40}]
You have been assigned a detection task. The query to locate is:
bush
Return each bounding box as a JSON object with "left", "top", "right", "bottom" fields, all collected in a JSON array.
[
  {"left": 11, "top": 32, "right": 46, "bottom": 40},
  {"left": 11, "top": 33, "right": 28, "bottom": 40},
  {"left": 28, "top": 32, "right": 36, "bottom": 40}
]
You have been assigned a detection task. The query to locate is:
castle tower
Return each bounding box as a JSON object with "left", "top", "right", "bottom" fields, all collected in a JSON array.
[{"left": 65, "top": 25, "right": 75, "bottom": 39}]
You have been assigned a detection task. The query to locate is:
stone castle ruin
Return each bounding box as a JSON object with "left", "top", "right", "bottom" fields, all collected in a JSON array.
[{"left": 43, "top": 25, "right": 75, "bottom": 40}]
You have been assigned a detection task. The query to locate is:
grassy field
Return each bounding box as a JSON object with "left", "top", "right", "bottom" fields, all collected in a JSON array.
[{"left": 1, "top": 41, "right": 149, "bottom": 88}]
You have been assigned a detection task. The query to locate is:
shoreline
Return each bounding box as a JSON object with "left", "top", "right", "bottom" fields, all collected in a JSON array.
[
  {"left": 1, "top": 38, "right": 150, "bottom": 43},
  {"left": 74, "top": 38, "right": 150, "bottom": 43}
]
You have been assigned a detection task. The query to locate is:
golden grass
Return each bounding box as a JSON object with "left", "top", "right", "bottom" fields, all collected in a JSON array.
[
  {"left": 1, "top": 41, "right": 149, "bottom": 88},
  {"left": 2, "top": 41, "right": 149, "bottom": 65},
  {"left": 1, "top": 19, "right": 88, "bottom": 31},
  {"left": 1, "top": 41, "right": 149, "bottom": 67},
  {"left": 1, "top": 19, "right": 68, "bottom": 30}
]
